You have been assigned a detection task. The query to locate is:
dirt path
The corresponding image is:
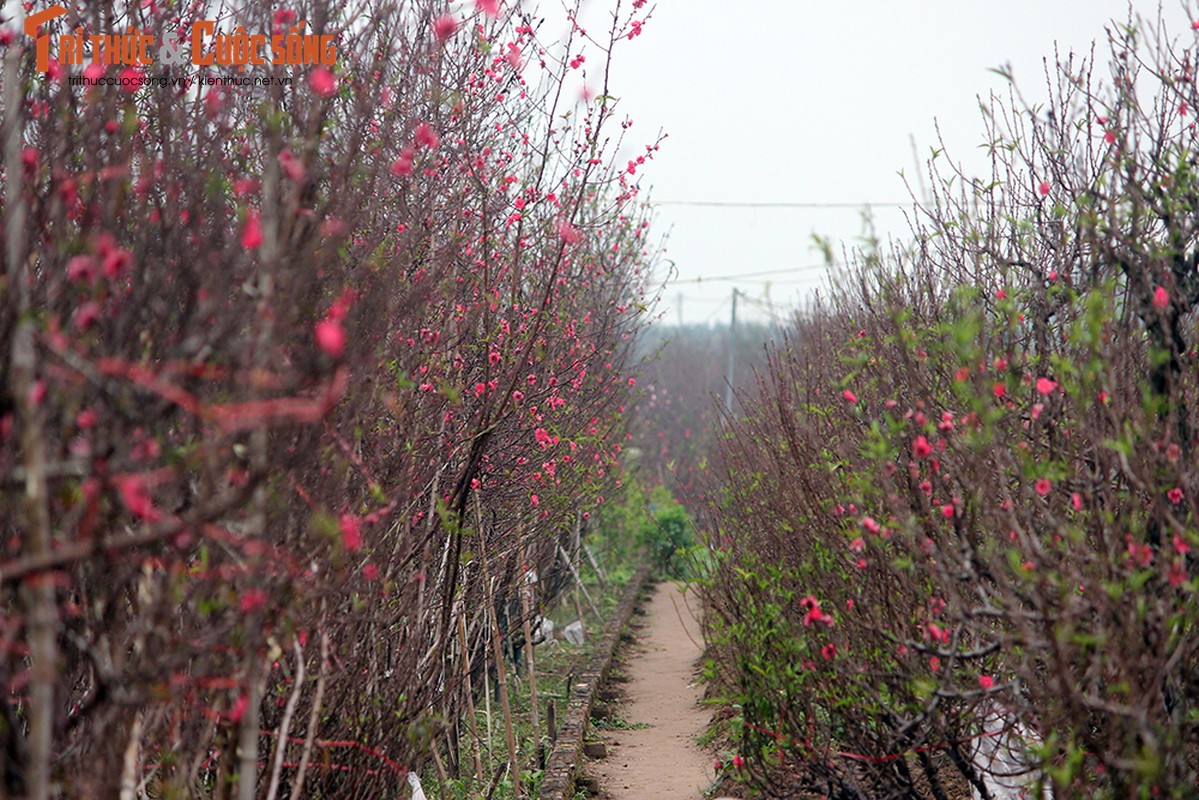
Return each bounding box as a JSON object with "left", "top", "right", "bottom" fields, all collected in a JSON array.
[{"left": 588, "top": 581, "right": 714, "bottom": 800}]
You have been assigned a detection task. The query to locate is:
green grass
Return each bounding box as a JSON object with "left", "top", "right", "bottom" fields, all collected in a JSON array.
[{"left": 428, "top": 560, "right": 638, "bottom": 799}]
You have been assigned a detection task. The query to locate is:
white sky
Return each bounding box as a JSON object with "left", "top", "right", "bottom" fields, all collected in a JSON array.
[
  {"left": 7, "top": 0, "right": 1194, "bottom": 329},
  {"left": 592, "top": 0, "right": 1196, "bottom": 325}
]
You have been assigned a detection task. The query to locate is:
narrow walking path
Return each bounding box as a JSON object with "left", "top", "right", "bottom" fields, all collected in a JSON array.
[{"left": 589, "top": 581, "right": 714, "bottom": 800}]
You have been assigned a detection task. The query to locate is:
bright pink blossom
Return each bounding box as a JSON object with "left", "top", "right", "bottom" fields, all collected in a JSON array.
[
  {"left": 119, "top": 66, "right": 142, "bottom": 93},
  {"left": 308, "top": 67, "right": 337, "bottom": 97},
  {"left": 414, "top": 123, "right": 440, "bottom": 150},
  {"left": 1036, "top": 377, "right": 1057, "bottom": 395},
  {"left": 912, "top": 436, "right": 932, "bottom": 459},
  {"left": 277, "top": 149, "right": 306, "bottom": 182},
  {"left": 1168, "top": 487, "right": 1184, "bottom": 505},
  {"left": 432, "top": 15, "right": 459, "bottom": 41},
  {"left": 241, "top": 210, "right": 263, "bottom": 249},
  {"left": 800, "top": 595, "right": 834, "bottom": 628},
  {"left": 557, "top": 218, "right": 581, "bottom": 244},
  {"left": 67, "top": 255, "right": 96, "bottom": 284},
  {"left": 477, "top": 0, "right": 501, "bottom": 15},
  {"left": 1037, "top": 180, "right": 1050, "bottom": 196},
  {"left": 315, "top": 318, "right": 346, "bottom": 357},
  {"left": 1153, "top": 285, "right": 1170, "bottom": 310},
  {"left": 390, "top": 146, "right": 415, "bottom": 177},
  {"left": 227, "top": 693, "right": 249, "bottom": 723},
  {"left": 1034, "top": 478, "right": 1052, "bottom": 496},
  {"left": 978, "top": 675, "right": 994, "bottom": 689},
  {"left": 339, "top": 514, "right": 362, "bottom": 551},
  {"left": 116, "top": 474, "right": 161, "bottom": 522},
  {"left": 842, "top": 389, "right": 858, "bottom": 404},
  {"left": 73, "top": 302, "right": 102, "bottom": 331},
  {"left": 239, "top": 589, "right": 268, "bottom": 613},
  {"left": 505, "top": 43, "right": 523, "bottom": 70},
  {"left": 233, "top": 178, "right": 259, "bottom": 197}
]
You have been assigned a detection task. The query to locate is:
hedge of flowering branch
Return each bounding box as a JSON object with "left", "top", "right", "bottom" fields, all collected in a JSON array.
[
  {"left": 703, "top": 16, "right": 1199, "bottom": 800},
  {"left": 0, "top": 0, "right": 658, "bottom": 796}
]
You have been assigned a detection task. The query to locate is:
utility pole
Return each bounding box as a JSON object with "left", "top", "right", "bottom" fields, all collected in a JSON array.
[
  {"left": 724, "top": 288, "right": 739, "bottom": 414},
  {"left": 676, "top": 291, "right": 683, "bottom": 327}
]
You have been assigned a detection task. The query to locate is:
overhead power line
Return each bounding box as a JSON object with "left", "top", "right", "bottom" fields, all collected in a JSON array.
[
  {"left": 667, "top": 263, "right": 833, "bottom": 284},
  {"left": 652, "top": 199, "right": 909, "bottom": 209}
]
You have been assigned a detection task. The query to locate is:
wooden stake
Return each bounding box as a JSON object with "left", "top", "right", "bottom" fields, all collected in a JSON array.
[
  {"left": 518, "top": 555, "right": 541, "bottom": 749},
  {"left": 486, "top": 583, "right": 523, "bottom": 800},
  {"left": 583, "top": 543, "right": 608, "bottom": 590},
  {"left": 483, "top": 614, "right": 493, "bottom": 757},
  {"left": 557, "top": 542, "right": 604, "bottom": 622},
  {"left": 480, "top": 535, "right": 523, "bottom": 800},
  {"left": 458, "top": 612, "right": 486, "bottom": 787},
  {"left": 291, "top": 614, "right": 329, "bottom": 800}
]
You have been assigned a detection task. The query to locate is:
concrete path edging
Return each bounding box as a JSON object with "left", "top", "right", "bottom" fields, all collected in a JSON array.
[{"left": 537, "top": 564, "right": 652, "bottom": 800}]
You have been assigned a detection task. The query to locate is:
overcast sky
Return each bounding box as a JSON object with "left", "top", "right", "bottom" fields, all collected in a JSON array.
[
  {"left": 7, "top": 1, "right": 1192, "bottom": 327},
  {"left": 593, "top": 0, "right": 1195, "bottom": 325}
]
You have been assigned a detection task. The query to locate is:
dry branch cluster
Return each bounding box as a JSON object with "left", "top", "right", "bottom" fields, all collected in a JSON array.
[
  {"left": 0, "top": 1, "right": 657, "bottom": 797},
  {"left": 703, "top": 16, "right": 1199, "bottom": 800}
]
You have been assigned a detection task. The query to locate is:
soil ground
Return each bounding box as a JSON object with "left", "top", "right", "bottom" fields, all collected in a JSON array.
[{"left": 585, "top": 581, "right": 717, "bottom": 800}]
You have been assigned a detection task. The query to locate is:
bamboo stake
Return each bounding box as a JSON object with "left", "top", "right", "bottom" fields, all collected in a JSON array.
[
  {"left": 483, "top": 618, "right": 493, "bottom": 756},
  {"left": 265, "top": 639, "right": 306, "bottom": 800},
  {"left": 583, "top": 543, "right": 608, "bottom": 589},
  {"left": 488, "top": 606, "right": 522, "bottom": 800},
  {"left": 518, "top": 555, "right": 540, "bottom": 748},
  {"left": 118, "top": 711, "right": 144, "bottom": 800},
  {"left": 430, "top": 740, "right": 449, "bottom": 784},
  {"left": 291, "top": 613, "right": 329, "bottom": 800},
  {"left": 557, "top": 542, "right": 603, "bottom": 622},
  {"left": 480, "top": 539, "right": 523, "bottom": 800},
  {"left": 458, "top": 612, "right": 486, "bottom": 787}
]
